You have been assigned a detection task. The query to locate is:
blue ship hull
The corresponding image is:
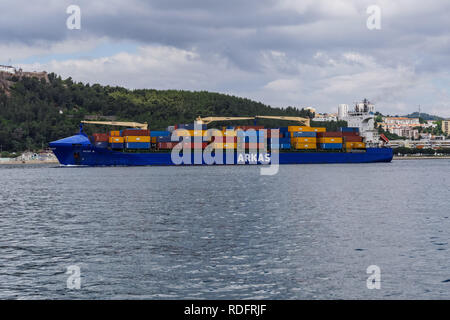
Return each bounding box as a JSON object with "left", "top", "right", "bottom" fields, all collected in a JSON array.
[{"left": 49, "top": 133, "right": 393, "bottom": 166}]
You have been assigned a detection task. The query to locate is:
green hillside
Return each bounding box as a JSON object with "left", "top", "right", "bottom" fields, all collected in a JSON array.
[{"left": 0, "top": 73, "right": 340, "bottom": 152}]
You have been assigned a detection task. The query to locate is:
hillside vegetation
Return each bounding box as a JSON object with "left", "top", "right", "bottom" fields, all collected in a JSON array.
[{"left": 0, "top": 73, "right": 342, "bottom": 152}]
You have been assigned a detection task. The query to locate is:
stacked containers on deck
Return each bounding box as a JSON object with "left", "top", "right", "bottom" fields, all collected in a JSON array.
[
  {"left": 122, "top": 129, "right": 151, "bottom": 149},
  {"left": 340, "top": 127, "right": 366, "bottom": 150},
  {"left": 93, "top": 133, "right": 109, "bottom": 148},
  {"left": 151, "top": 131, "right": 171, "bottom": 144},
  {"left": 108, "top": 130, "right": 123, "bottom": 149},
  {"left": 288, "top": 126, "right": 325, "bottom": 150},
  {"left": 317, "top": 131, "right": 343, "bottom": 150},
  {"left": 236, "top": 128, "right": 268, "bottom": 150}
]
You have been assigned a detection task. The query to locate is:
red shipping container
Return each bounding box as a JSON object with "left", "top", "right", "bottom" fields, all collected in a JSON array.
[
  {"left": 317, "top": 132, "right": 343, "bottom": 138},
  {"left": 212, "top": 136, "right": 238, "bottom": 143},
  {"left": 265, "top": 129, "right": 281, "bottom": 138},
  {"left": 342, "top": 131, "right": 360, "bottom": 137},
  {"left": 344, "top": 136, "right": 363, "bottom": 142},
  {"left": 122, "top": 129, "right": 150, "bottom": 136},
  {"left": 182, "top": 142, "right": 208, "bottom": 149},
  {"left": 240, "top": 125, "right": 265, "bottom": 130},
  {"left": 92, "top": 133, "right": 109, "bottom": 142},
  {"left": 158, "top": 142, "right": 179, "bottom": 149},
  {"left": 243, "top": 142, "right": 266, "bottom": 149}
]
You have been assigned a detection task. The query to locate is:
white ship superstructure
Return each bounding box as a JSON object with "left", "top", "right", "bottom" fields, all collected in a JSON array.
[{"left": 338, "top": 99, "right": 380, "bottom": 146}]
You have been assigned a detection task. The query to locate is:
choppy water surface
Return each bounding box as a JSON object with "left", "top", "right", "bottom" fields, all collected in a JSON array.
[{"left": 0, "top": 160, "right": 449, "bottom": 299}]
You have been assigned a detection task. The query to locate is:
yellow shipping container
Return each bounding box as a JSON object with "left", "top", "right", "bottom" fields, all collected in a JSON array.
[
  {"left": 319, "top": 137, "right": 343, "bottom": 144},
  {"left": 173, "top": 130, "right": 205, "bottom": 137},
  {"left": 222, "top": 130, "right": 237, "bottom": 137},
  {"left": 110, "top": 130, "right": 121, "bottom": 137},
  {"left": 212, "top": 142, "right": 237, "bottom": 149},
  {"left": 288, "top": 126, "right": 326, "bottom": 132},
  {"left": 109, "top": 137, "right": 124, "bottom": 143},
  {"left": 291, "top": 137, "right": 317, "bottom": 143},
  {"left": 294, "top": 143, "right": 317, "bottom": 149},
  {"left": 346, "top": 142, "right": 366, "bottom": 149},
  {"left": 188, "top": 130, "right": 205, "bottom": 137},
  {"left": 125, "top": 136, "right": 151, "bottom": 143}
]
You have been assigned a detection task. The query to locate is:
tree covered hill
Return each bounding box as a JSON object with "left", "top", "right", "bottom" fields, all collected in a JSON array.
[{"left": 0, "top": 73, "right": 325, "bottom": 152}]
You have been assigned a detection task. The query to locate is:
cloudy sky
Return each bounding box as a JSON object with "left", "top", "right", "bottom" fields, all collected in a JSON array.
[{"left": 1, "top": 0, "right": 450, "bottom": 116}]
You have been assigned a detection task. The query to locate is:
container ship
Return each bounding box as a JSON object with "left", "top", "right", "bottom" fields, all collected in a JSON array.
[{"left": 49, "top": 115, "right": 393, "bottom": 166}]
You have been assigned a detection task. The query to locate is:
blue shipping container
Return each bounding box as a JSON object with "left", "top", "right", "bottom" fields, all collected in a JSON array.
[
  {"left": 110, "top": 143, "right": 123, "bottom": 149},
  {"left": 269, "top": 137, "right": 290, "bottom": 144},
  {"left": 270, "top": 143, "right": 291, "bottom": 149},
  {"left": 157, "top": 136, "right": 183, "bottom": 142},
  {"left": 340, "top": 127, "right": 359, "bottom": 133},
  {"left": 320, "top": 143, "right": 342, "bottom": 149},
  {"left": 151, "top": 131, "right": 171, "bottom": 137},
  {"left": 125, "top": 142, "right": 150, "bottom": 149},
  {"left": 292, "top": 132, "right": 317, "bottom": 137},
  {"left": 94, "top": 141, "right": 108, "bottom": 148}
]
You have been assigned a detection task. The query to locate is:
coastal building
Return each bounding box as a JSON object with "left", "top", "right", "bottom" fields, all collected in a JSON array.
[
  {"left": 443, "top": 120, "right": 450, "bottom": 135},
  {"left": 0, "top": 65, "right": 15, "bottom": 74},
  {"left": 313, "top": 113, "right": 338, "bottom": 122},
  {"left": 380, "top": 117, "right": 424, "bottom": 139}
]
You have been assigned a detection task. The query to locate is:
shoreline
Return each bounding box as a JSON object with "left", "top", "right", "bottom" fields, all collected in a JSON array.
[
  {"left": 0, "top": 159, "right": 59, "bottom": 165},
  {"left": 393, "top": 156, "right": 450, "bottom": 160},
  {"left": 1, "top": 156, "right": 449, "bottom": 165}
]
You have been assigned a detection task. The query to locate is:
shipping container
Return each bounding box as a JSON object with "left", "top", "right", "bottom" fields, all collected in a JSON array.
[
  {"left": 320, "top": 143, "right": 343, "bottom": 149},
  {"left": 212, "top": 142, "right": 237, "bottom": 149},
  {"left": 319, "top": 137, "right": 343, "bottom": 144},
  {"left": 157, "top": 136, "right": 181, "bottom": 143},
  {"left": 93, "top": 133, "right": 109, "bottom": 142},
  {"left": 346, "top": 142, "right": 366, "bottom": 149},
  {"left": 292, "top": 131, "right": 317, "bottom": 137},
  {"left": 158, "top": 142, "right": 179, "bottom": 149},
  {"left": 94, "top": 141, "right": 109, "bottom": 148},
  {"left": 270, "top": 143, "right": 291, "bottom": 150},
  {"left": 125, "top": 136, "right": 151, "bottom": 143},
  {"left": 222, "top": 130, "right": 237, "bottom": 137},
  {"left": 109, "top": 137, "right": 124, "bottom": 143},
  {"left": 237, "top": 130, "right": 266, "bottom": 137},
  {"left": 343, "top": 136, "right": 363, "bottom": 142},
  {"left": 288, "top": 126, "right": 326, "bottom": 132},
  {"left": 317, "top": 132, "right": 343, "bottom": 138},
  {"left": 243, "top": 142, "right": 267, "bottom": 150},
  {"left": 109, "top": 130, "right": 121, "bottom": 137},
  {"left": 110, "top": 143, "right": 124, "bottom": 149},
  {"left": 269, "top": 137, "right": 290, "bottom": 144},
  {"left": 292, "top": 137, "right": 317, "bottom": 143},
  {"left": 341, "top": 131, "right": 360, "bottom": 137},
  {"left": 240, "top": 125, "right": 265, "bottom": 130},
  {"left": 125, "top": 142, "right": 150, "bottom": 149},
  {"left": 122, "top": 129, "right": 150, "bottom": 136},
  {"left": 294, "top": 143, "right": 317, "bottom": 150},
  {"left": 212, "top": 136, "right": 238, "bottom": 143},
  {"left": 150, "top": 131, "right": 171, "bottom": 137},
  {"left": 178, "top": 123, "right": 207, "bottom": 130},
  {"left": 341, "top": 127, "right": 359, "bottom": 133},
  {"left": 181, "top": 142, "right": 208, "bottom": 149}
]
